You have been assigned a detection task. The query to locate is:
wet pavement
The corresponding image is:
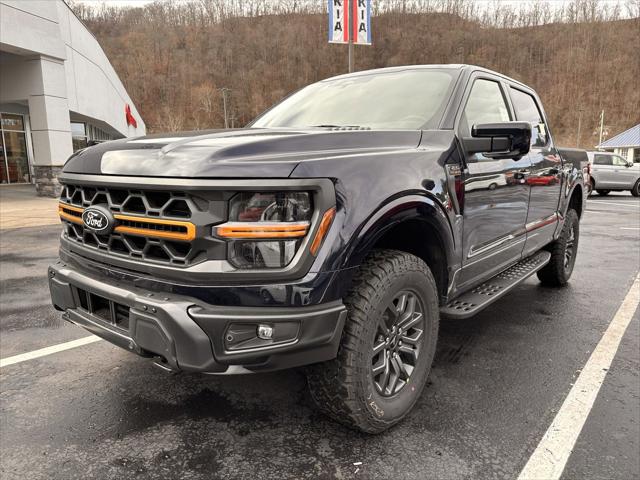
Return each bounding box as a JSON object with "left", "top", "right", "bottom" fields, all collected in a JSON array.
[{"left": 1, "top": 191, "right": 639, "bottom": 479}]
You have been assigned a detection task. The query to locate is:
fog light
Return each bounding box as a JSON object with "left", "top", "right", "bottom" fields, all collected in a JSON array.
[{"left": 257, "top": 324, "right": 273, "bottom": 340}]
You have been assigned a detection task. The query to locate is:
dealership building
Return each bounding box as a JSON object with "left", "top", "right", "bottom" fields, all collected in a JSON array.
[{"left": 0, "top": 0, "right": 145, "bottom": 196}]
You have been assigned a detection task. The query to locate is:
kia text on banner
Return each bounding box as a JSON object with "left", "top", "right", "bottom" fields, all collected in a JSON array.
[{"left": 328, "top": 0, "right": 371, "bottom": 45}]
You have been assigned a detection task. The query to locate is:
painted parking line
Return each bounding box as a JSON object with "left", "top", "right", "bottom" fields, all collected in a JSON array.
[
  {"left": 0, "top": 336, "right": 102, "bottom": 369},
  {"left": 620, "top": 227, "right": 640, "bottom": 230},
  {"left": 587, "top": 201, "right": 640, "bottom": 208},
  {"left": 518, "top": 273, "right": 640, "bottom": 480}
]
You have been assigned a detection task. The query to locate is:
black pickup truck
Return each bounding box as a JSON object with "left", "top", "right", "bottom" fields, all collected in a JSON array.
[{"left": 49, "top": 65, "right": 587, "bottom": 433}]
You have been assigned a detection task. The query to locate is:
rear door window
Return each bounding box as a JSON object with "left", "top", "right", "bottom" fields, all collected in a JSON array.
[
  {"left": 593, "top": 154, "right": 613, "bottom": 166},
  {"left": 510, "top": 88, "right": 547, "bottom": 147}
]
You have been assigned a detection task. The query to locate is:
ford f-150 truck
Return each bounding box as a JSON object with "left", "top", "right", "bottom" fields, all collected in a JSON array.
[{"left": 49, "top": 65, "right": 587, "bottom": 433}]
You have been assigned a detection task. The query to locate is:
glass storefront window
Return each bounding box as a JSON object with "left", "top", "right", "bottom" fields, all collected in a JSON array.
[
  {"left": 71, "top": 122, "right": 88, "bottom": 151},
  {"left": 1, "top": 113, "right": 25, "bottom": 131},
  {"left": 3, "top": 130, "right": 29, "bottom": 183},
  {"left": 0, "top": 131, "right": 7, "bottom": 183},
  {"left": 0, "top": 112, "right": 30, "bottom": 184}
]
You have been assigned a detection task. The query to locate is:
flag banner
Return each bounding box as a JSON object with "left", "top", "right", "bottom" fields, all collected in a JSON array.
[
  {"left": 353, "top": 0, "right": 372, "bottom": 45},
  {"left": 328, "top": 0, "right": 371, "bottom": 45}
]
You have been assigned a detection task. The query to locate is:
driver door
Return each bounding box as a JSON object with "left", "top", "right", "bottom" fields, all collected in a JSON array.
[{"left": 457, "top": 76, "right": 531, "bottom": 291}]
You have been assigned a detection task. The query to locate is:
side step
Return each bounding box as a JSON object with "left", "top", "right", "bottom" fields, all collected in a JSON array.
[{"left": 441, "top": 250, "right": 551, "bottom": 319}]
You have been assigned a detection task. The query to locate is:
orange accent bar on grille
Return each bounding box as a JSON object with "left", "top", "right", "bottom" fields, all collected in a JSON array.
[
  {"left": 58, "top": 203, "right": 84, "bottom": 225},
  {"left": 58, "top": 203, "right": 196, "bottom": 241},
  {"left": 310, "top": 207, "right": 336, "bottom": 256},
  {"left": 215, "top": 222, "right": 310, "bottom": 239},
  {"left": 113, "top": 214, "right": 196, "bottom": 241}
]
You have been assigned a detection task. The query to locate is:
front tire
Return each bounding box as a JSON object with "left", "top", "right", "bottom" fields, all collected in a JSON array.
[
  {"left": 631, "top": 180, "right": 640, "bottom": 197},
  {"left": 537, "top": 209, "right": 580, "bottom": 287},
  {"left": 306, "top": 250, "right": 439, "bottom": 434}
]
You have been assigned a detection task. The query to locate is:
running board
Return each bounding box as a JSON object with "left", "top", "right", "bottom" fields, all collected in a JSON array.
[{"left": 441, "top": 250, "right": 551, "bottom": 319}]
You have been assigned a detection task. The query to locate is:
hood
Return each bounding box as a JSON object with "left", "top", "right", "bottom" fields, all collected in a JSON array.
[{"left": 62, "top": 128, "right": 422, "bottom": 178}]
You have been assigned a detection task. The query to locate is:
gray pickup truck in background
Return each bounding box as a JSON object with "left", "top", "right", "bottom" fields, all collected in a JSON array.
[{"left": 588, "top": 151, "right": 640, "bottom": 196}]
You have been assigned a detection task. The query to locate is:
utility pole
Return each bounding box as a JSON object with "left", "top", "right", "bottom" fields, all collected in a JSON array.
[
  {"left": 220, "top": 88, "right": 230, "bottom": 129},
  {"left": 576, "top": 107, "right": 583, "bottom": 148},
  {"left": 598, "top": 109, "right": 604, "bottom": 145}
]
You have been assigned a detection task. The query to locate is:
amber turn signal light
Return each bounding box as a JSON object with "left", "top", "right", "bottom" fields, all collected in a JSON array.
[
  {"left": 215, "top": 222, "right": 310, "bottom": 239},
  {"left": 310, "top": 207, "right": 336, "bottom": 256}
]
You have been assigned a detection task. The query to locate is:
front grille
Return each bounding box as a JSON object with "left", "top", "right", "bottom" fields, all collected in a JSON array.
[
  {"left": 59, "top": 184, "right": 227, "bottom": 268},
  {"left": 75, "top": 287, "right": 130, "bottom": 331},
  {"left": 60, "top": 184, "right": 200, "bottom": 218}
]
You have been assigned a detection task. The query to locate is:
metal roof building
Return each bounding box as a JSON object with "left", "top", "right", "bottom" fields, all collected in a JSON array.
[{"left": 597, "top": 124, "right": 640, "bottom": 164}]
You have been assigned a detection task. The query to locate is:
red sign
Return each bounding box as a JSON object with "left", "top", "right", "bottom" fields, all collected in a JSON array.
[{"left": 125, "top": 104, "right": 137, "bottom": 128}]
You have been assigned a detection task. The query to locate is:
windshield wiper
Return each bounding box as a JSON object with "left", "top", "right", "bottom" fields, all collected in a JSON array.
[{"left": 311, "top": 124, "right": 365, "bottom": 129}]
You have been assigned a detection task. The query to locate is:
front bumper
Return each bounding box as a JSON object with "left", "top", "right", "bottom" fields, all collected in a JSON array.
[{"left": 48, "top": 261, "right": 347, "bottom": 373}]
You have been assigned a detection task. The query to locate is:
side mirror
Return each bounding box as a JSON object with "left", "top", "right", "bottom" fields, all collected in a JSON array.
[
  {"left": 627, "top": 161, "right": 634, "bottom": 168},
  {"left": 464, "top": 121, "right": 532, "bottom": 160}
]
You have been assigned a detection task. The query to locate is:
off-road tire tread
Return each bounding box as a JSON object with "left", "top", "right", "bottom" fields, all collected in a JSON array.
[
  {"left": 306, "top": 249, "right": 439, "bottom": 434},
  {"left": 537, "top": 209, "right": 579, "bottom": 287}
]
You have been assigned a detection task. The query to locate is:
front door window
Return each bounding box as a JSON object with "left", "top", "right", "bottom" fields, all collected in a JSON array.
[{"left": 0, "top": 113, "right": 30, "bottom": 184}]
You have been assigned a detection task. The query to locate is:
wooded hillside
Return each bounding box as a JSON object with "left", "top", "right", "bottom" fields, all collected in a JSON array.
[{"left": 73, "top": 0, "right": 640, "bottom": 147}]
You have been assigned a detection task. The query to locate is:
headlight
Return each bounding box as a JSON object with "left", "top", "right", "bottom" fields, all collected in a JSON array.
[{"left": 215, "top": 192, "right": 314, "bottom": 269}]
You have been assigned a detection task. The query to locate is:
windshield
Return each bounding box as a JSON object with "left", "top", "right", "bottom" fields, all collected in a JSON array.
[{"left": 251, "top": 69, "right": 457, "bottom": 130}]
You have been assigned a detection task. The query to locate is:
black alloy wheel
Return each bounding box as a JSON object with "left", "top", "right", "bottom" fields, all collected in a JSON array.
[
  {"left": 564, "top": 223, "right": 576, "bottom": 273},
  {"left": 372, "top": 290, "right": 424, "bottom": 397}
]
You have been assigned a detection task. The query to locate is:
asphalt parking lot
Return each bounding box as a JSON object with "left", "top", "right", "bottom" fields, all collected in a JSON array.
[{"left": 1, "top": 187, "right": 639, "bottom": 480}]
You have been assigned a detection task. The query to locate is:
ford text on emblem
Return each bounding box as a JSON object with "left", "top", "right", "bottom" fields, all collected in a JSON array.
[{"left": 82, "top": 206, "right": 114, "bottom": 234}]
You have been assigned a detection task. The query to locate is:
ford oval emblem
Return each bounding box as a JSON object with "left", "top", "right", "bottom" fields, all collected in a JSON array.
[{"left": 82, "top": 205, "right": 114, "bottom": 234}]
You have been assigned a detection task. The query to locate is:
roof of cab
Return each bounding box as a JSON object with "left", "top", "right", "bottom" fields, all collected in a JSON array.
[{"left": 322, "top": 64, "right": 530, "bottom": 90}]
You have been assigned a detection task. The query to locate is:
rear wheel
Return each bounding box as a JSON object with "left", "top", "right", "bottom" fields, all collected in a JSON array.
[
  {"left": 306, "top": 250, "right": 439, "bottom": 434},
  {"left": 537, "top": 209, "right": 579, "bottom": 287},
  {"left": 631, "top": 180, "right": 640, "bottom": 197},
  {"left": 596, "top": 189, "right": 610, "bottom": 196}
]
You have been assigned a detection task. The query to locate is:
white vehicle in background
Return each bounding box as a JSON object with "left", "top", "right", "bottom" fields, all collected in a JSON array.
[{"left": 587, "top": 151, "right": 640, "bottom": 197}]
